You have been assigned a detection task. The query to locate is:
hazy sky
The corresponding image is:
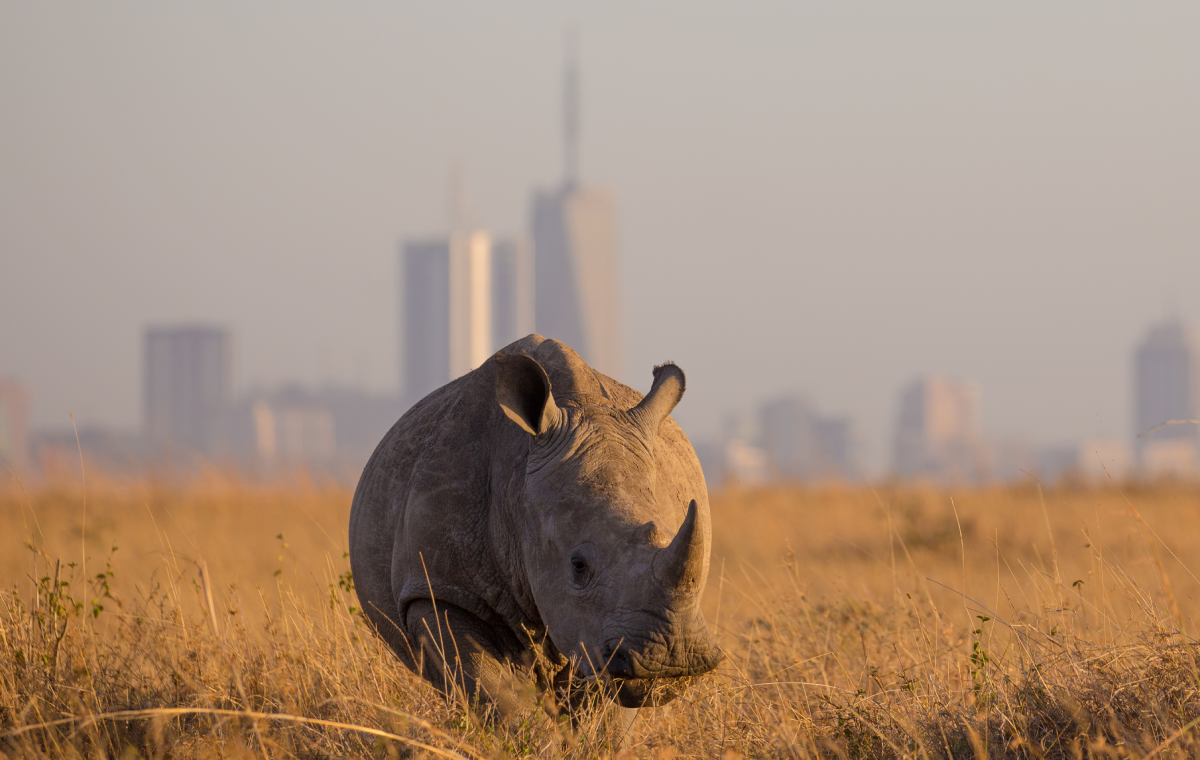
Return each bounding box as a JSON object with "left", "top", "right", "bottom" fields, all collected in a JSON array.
[{"left": 2, "top": 3, "right": 1198, "bottom": 471}]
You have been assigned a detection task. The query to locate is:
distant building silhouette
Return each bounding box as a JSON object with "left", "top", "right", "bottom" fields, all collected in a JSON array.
[
  {"left": 400, "top": 231, "right": 493, "bottom": 404},
  {"left": 307, "top": 387, "right": 403, "bottom": 462},
  {"left": 1141, "top": 439, "right": 1198, "bottom": 480},
  {"left": 1134, "top": 319, "right": 1200, "bottom": 476},
  {"left": 893, "top": 376, "right": 985, "bottom": 483},
  {"left": 722, "top": 439, "right": 770, "bottom": 486},
  {"left": 1036, "top": 439, "right": 1132, "bottom": 484},
  {"left": 491, "top": 236, "right": 534, "bottom": 350},
  {"left": 694, "top": 398, "right": 854, "bottom": 489},
  {"left": 144, "top": 326, "right": 233, "bottom": 456},
  {"left": 532, "top": 49, "right": 621, "bottom": 378},
  {"left": 222, "top": 385, "right": 402, "bottom": 473},
  {"left": 250, "top": 396, "right": 335, "bottom": 464},
  {"left": 31, "top": 426, "right": 146, "bottom": 474},
  {"left": 759, "top": 395, "right": 855, "bottom": 480},
  {"left": 0, "top": 378, "right": 31, "bottom": 473}
]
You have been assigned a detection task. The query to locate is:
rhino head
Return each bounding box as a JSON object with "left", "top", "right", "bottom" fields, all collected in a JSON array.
[{"left": 495, "top": 354, "right": 723, "bottom": 707}]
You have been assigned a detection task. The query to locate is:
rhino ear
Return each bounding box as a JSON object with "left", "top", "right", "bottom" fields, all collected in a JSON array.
[
  {"left": 629, "top": 362, "right": 686, "bottom": 434},
  {"left": 496, "top": 354, "right": 561, "bottom": 436}
]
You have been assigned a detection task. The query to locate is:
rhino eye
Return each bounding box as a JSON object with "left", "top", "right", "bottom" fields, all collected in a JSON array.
[{"left": 569, "top": 550, "right": 593, "bottom": 588}]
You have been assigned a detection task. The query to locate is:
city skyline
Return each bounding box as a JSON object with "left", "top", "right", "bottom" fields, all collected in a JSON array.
[
  {"left": 3, "top": 4, "right": 1199, "bottom": 474},
  {"left": 3, "top": 313, "right": 1198, "bottom": 483}
]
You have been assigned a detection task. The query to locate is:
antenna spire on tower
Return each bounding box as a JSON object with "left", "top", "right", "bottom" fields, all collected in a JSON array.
[
  {"left": 563, "top": 28, "right": 580, "bottom": 190},
  {"left": 448, "top": 162, "right": 468, "bottom": 231}
]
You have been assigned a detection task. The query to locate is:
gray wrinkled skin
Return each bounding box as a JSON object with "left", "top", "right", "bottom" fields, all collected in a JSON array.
[{"left": 349, "top": 335, "right": 722, "bottom": 720}]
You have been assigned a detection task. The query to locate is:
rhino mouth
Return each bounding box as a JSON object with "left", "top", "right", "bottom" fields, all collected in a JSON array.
[
  {"left": 596, "top": 636, "right": 724, "bottom": 707},
  {"left": 610, "top": 675, "right": 696, "bottom": 708}
]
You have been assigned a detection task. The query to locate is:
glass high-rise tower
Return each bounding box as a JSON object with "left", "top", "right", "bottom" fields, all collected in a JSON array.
[
  {"left": 531, "top": 48, "right": 622, "bottom": 379},
  {"left": 1134, "top": 319, "right": 1200, "bottom": 443}
]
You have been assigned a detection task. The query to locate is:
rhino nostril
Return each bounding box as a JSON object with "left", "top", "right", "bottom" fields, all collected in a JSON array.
[{"left": 602, "top": 643, "right": 633, "bottom": 679}]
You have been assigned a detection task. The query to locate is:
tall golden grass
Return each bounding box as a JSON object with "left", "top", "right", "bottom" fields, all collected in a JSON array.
[{"left": 3, "top": 471, "right": 1200, "bottom": 758}]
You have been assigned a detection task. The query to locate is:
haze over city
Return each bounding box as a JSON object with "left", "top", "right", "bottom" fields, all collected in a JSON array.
[
  {"left": 3, "top": 3, "right": 1199, "bottom": 475},
  {"left": 9, "top": 9, "right": 1200, "bottom": 754}
]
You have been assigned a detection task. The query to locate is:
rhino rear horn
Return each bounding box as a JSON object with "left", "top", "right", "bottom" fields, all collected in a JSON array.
[
  {"left": 496, "top": 354, "right": 561, "bottom": 436},
  {"left": 630, "top": 362, "right": 685, "bottom": 435},
  {"left": 652, "top": 499, "right": 707, "bottom": 598}
]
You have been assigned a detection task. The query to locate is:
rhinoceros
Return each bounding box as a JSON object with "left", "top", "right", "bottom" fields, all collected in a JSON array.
[{"left": 349, "top": 335, "right": 721, "bottom": 727}]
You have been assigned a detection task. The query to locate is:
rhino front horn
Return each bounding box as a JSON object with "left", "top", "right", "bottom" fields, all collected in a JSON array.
[
  {"left": 653, "top": 499, "right": 708, "bottom": 598},
  {"left": 629, "top": 362, "right": 685, "bottom": 435}
]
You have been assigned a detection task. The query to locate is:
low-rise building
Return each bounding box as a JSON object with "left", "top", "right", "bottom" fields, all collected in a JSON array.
[
  {"left": 1035, "top": 439, "right": 1133, "bottom": 484},
  {"left": 893, "top": 376, "right": 986, "bottom": 483},
  {"left": 759, "top": 395, "right": 855, "bottom": 481}
]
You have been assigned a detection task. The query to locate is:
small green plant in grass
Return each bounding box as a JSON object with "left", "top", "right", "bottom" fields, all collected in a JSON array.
[
  {"left": 328, "top": 551, "right": 359, "bottom": 614},
  {"left": 970, "top": 614, "right": 993, "bottom": 707},
  {"left": 89, "top": 545, "right": 118, "bottom": 618}
]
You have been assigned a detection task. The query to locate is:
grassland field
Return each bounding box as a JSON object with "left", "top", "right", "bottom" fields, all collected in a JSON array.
[{"left": 3, "top": 467, "right": 1200, "bottom": 758}]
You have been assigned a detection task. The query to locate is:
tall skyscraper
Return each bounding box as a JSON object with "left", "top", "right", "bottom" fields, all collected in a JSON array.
[
  {"left": 491, "top": 236, "right": 534, "bottom": 350},
  {"left": 893, "top": 376, "right": 984, "bottom": 482},
  {"left": 1134, "top": 319, "right": 1200, "bottom": 441},
  {"left": 144, "top": 325, "right": 233, "bottom": 455},
  {"left": 531, "top": 48, "right": 622, "bottom": 378},
  {"left": 1134, "top": 319, "right": 1200, "bottom": 476},
  {"left": 400, "top": 230, "right": 492, "bottom": 404}
]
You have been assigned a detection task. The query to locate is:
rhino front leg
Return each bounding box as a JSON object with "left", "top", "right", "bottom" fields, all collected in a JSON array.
[
  {"left": 555, "top": 676, "right": 638, "bottom": 752},
  {"left": 405, "top": 599, "right": 533, "bottom": 715},
  {"left": 592, "top": 704, "right": 638, "bottom": 753}
]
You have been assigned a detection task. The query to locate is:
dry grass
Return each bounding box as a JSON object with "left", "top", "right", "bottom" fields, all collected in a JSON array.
[{"left": 4, "top": 470, "right": 1200, "bottom": 758}]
